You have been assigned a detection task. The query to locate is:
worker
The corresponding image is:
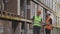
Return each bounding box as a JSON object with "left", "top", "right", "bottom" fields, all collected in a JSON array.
[
  {"left": 32, "top": 10, "right": 42, "bottom": 34},
  {"left": 45, "top": 13, "right": 52, "bottom": 34}
]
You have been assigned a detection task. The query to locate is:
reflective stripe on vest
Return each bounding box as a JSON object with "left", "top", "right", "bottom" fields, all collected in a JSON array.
[{"left": 33, "top": 16, "right": 42, "bottom": 26}]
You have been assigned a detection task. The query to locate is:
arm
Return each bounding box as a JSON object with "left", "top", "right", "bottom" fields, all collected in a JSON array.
[
  {"left": 40, "top": 19, "right": 42, "bottom": 24},
  {"left": 40, "top": 18, "right": 43, "bottom": 27},
  {"left": 46, "top": 18, "right": 52, "bottom": 25}
]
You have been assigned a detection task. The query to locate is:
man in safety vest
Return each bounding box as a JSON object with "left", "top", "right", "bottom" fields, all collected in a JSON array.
[
  {"left": 45, "top": 13, "right": 52, "bottom": 34},
  {"left": 32, "top": 10, "right": 42, "bottom": 34}
]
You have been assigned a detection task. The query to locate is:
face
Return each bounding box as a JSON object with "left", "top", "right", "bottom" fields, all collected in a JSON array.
[
  {"left": 46, "top": 14, "right": 50, "bottom": 17},
  {"left": 37, "top": 10, "right": 41, "bottom": 16},
  {"left": 37, "top": 12, "right": 41, "bottom": 15}
]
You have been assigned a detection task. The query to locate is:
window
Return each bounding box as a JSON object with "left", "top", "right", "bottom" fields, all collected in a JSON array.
[
  {"left": 59, "top": 17, "right": 60, "bottom": 26},
  {"left": 56, "top": 6, "right": 59, "bottom": 12},
  {"left": 56, "top": 16, "right": 58, "bottom": 26},
  {"left": 57, "top": 0, "right": 60, "bottom": 4},
  {"left": 53, "top": 0, "right": 56, "bottom": 2},
  {"left": 54, "top": 16, "right": 57, "bottom": 26},
  {"left": 3, "top": 0, "right": 7, "bottom": 10},
  {"left": 40, "top": 0, "right": 44, "bottom": 3},
  {"left": 47, "top": 0, "right": 50, "bottom": 7},
  {"left": 20, "top": 0, "right": 26, "bottom": 18},
  {"left": 0, "top": 0, "right": 4, "bottom": 10},
  {"left": 43, "top": 0, "right": 46, "bottom": 4},
  {"left": 34, "top": 3, "right": 37, "bottom": 16},
  {"left": 30, "top": 1, "right": 36, "bottom": 19},
  {"left": 53, "top": 1, "right": 56, "bottom": 11},
  {"left": 30, "top": 1, "right": 38, "bottom": 18},
  {"left": 46, "top": 0, "right": 48, "bottom": 6},
  {"left": 51, "top": 13, "right": 55, "bottom": 26},
  {"left": 58, "top": 17, "right": 59, "bottom": 26},
  {"left": 57, "top": 17, "right": 60, "bottom": 26},
  {"left": 56, "top": 17, "right": 58, "bottom": 26},
  {"left": 50, "top": 0, "right": 53, "bottom": 9}
]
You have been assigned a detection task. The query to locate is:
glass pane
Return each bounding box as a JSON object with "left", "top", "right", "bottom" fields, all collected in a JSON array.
[
  {"left": 34, "top": 4, "right": 37, "bottom": 16},
  {"left": 53, "top": 0, "right": 56, "bottom": 2},
  {"left": 40, "top": 0, "right": 44, "bottom": 3},
  {"left": 51, "top": 13, "right": 55, "bottom": 26},
  {"left": 45, "top": 0, "right": 47, "bottom": 5},
  {"left": 59, "top": 18, "right": 60, "bottom": 26},
  {"left": 43, "top": 0, "right": 46, "bottom": 4},
  {"left": 56, "top": 16, "right": 58, "bottom": 26},
  {"left": 50, "top": 0, "right": 53, "bottom": 9},
  {"left": 47, "top": 0, "right": 50, "bottom": 7},
  {"left": 30, "top": 1, "right": 36, "bottom": 18},
  {"left": 20, "top": 0, "right": 25, "bottom": 17},
  {"left": 54, "top": 16, "right": 57, "bottom": 26},
  {"left": 57, "top": 17, "right": 59, "bottom": 26},
  {"left": 58, "top": 17, "right": 59, "bottom": 26},
  {"left": 53, "top": 2, "right": 56, "bottom": 11},
  {"left": 57, "top": 0, "right": 60, "bottom": 4}
]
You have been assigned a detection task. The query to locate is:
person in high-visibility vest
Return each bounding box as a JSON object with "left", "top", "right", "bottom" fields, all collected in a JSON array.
[
  {"left": 32, "top": 10, "right": 42, "bottom": 34},
  {"left": 45, "top": 14, "right": 52, "bottom": 34}
]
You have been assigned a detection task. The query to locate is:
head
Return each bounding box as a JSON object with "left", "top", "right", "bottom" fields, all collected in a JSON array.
[
  {"left": 46, "top": 13, "right": 51, "bottom": 17},
  {"left": 37, "top": 10, "right": 41, "bottom": 16}
]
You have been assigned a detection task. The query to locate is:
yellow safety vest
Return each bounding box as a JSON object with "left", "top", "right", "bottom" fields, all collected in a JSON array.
[{"left": 33, "top": 16, "right": 42, "bottom": 26}]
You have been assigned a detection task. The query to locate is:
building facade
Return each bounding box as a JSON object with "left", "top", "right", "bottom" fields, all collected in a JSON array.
[{"left": 0, "top": 0, "right": 60, "bottom": 34}]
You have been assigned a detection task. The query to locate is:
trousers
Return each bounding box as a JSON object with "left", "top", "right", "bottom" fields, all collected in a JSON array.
[
  {"left": 33, "top": 26, "right": 40, "bottom": 34},
  {"left": 45, "top": 29, "right": 51, "bottom": 34}
]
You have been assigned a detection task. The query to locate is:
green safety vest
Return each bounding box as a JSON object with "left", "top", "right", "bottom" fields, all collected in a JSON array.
[{"left": 33, "top": 16, "right": 42, "bottom": 26}]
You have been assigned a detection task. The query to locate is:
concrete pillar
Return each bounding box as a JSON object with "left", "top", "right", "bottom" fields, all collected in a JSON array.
[
  {"left": 3, "top": 21, "right": 12, "bottom": 34},
  {"left": 26, "top": 23, "right": 29, "bottom": 34},
  {"left": 24, "top": 23, "right": 30, "bottom": 34},
  {"left": 52, "top": 28, "right": 58, "bottom": 34},
  {"left": 15, "top": 22, "right": 22, "bottom": 34}
]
